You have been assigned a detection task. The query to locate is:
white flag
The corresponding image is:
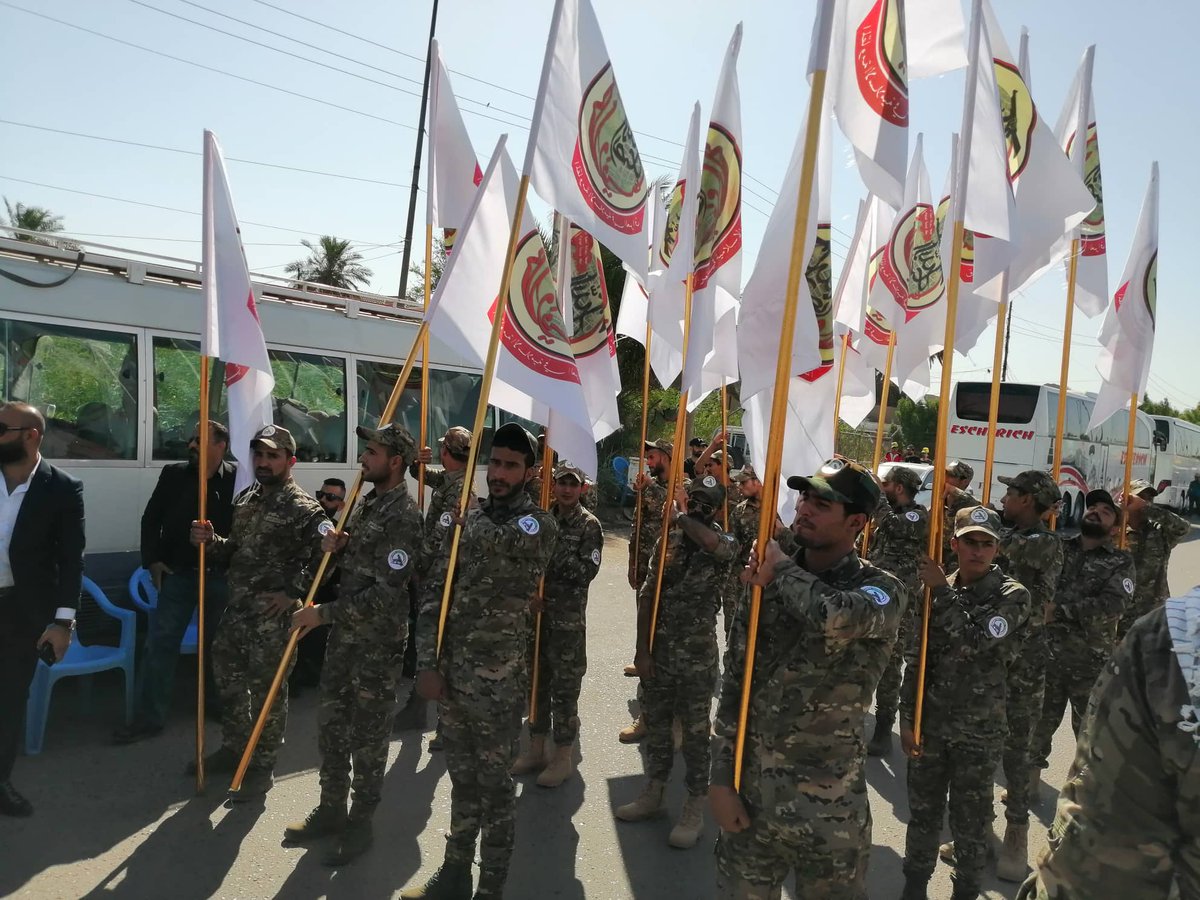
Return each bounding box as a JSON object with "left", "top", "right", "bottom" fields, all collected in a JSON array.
[
  {"left": 526, "top": 0, "right": 649, "bottom": 281},
  {"left": 614, "top": 261, "right": 684, "bottom": 389},
  {"left": 427, "top": 40, "right": 482, "bottom": 252},
  {"left": 202, "top": 131, "right": 274, "bottom": 495},
  {"left": 838, "top": 338, "right": 878, "bottom": 430},
  {"left": 1088, "top": 163, "right": 1158, "bottom": 432},
  {"left": 427, "top": 136, "right": 597, "bottom": 477}
]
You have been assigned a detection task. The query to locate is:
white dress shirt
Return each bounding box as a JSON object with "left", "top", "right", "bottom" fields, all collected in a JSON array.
[{"left": 0, "top": 454, "right": 73, "bottom": 620}]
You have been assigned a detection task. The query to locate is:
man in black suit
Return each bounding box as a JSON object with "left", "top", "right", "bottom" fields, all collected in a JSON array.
[{"left": 0, "top": 402, "right": 85, "bottom": 817}]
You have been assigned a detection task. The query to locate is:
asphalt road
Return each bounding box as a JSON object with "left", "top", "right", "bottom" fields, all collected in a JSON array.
[{"left": 4, "top": 516, "right": 1199, "bottom": 900}]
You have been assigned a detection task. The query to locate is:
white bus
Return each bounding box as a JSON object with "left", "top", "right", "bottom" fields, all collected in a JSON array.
[
  {"left": 1150, "top": 416, "right": 1200, "bottom": 511},
  {"left": 0, "top": 234, "right": 500, "bottom": 591},
  {"left": 946, "top": 381, "right": 1156, "bottom": 526}
]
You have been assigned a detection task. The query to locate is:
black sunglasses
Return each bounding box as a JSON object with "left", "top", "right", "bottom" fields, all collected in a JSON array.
[
  {"left": 0, "top": 424, "right": 32, "bottom": 436},
  {"left": 315, "top": 491, "right": 345, "bottom": 501}
]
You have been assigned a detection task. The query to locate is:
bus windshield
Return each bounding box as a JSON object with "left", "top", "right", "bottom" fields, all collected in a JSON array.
[{"left": 954, "top": 383, "right": 1041, "bottom": 424}]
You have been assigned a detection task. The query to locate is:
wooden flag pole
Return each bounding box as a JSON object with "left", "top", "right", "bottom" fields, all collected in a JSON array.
[
  {"left": 1117, "top": 392, "right": 1139, "bottom": 550},
  {"left": 418, "top": 223, "right": 434, "bottom": 512},
  {"left": 981, "top": 271, "right": 1011, "bottom": 505},
  {"left": 435, "top": 175, "right": 534, "bottom": 657},
  {"left": 630, "top": 320, "right": 654, "bottom": 581},
  {"left": 647, "top": 275, "right": 695, "bottom": 653},
  {"left": 733, "top": 61, "right": 830, "bottom": 791},
  {"left": 831, "top": 332, "right": 851, "bottom": 452},
  {"left": 194, "top": 357, "right": 211, "bottom": 793},
  {"left": 860, "top": 331, "right": 896, "bottom": 557},
  {"left": 1049, "top": 241, "right": 1081, "bottom": 523},
  {"left": 527, "top": 439, "right": 555, "bottom": 724},
  {"left": 720, "top": 383, "right": 730, "bottom": 530},
  {"left": 229, "top": 319, "right": 430, "bottom": 793}
]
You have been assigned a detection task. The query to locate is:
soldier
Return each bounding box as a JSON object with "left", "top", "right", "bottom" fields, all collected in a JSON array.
[
  {"left": 283, "top": 424, "right": 424, "bottom": 865},
  {"left": 942, "top": 460, "right": 977, "bottom": 573},
  {"left": 1031, "top": 489, "right": 1134, "bottom": 785},
  {"left": 899, "top": 506, "right": 1031, "bottom": 900},
  {"left": 401, "top": 423, "right": 556, "bottom": 900},
  {"left": 867, "top": 464, "right": 930, "bottom": 757},
  {"left": 710, "top": 459, "right": 905, "bottom": 898},
  {"left": 395, "top": 425, "right": 473, "bottom": 736},
  {"left": 993, "top": 470, "right": 1064, "bottom": 881},
  {"left": 1116, "top": 479, "right": 1189, "bottom": 640},
  {"left": 188, "top": 424, "right": 326, "bottom": 800},
  {"left": 511, "top": 463, "right": 603, "bottom": 788},
  {"left": 615, "top": 475, "right": 735, "bottom": 850},
  {"left": 1015, "top": 586, "right": 1200, "bottom": 899},
  {"left": 722, "top": 466, "right": 761, "bottom": 638}
]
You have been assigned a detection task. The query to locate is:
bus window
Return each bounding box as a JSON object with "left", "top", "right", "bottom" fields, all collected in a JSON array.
[
  {"left": 152, "top": 336, "right": 230, "bottom": 460},
  {"left": 1066, "top": 397, "right": 1089, "bottom": 439},
  {"left": 355, "top": 361, "right": 482, "bottom": 451},
  {"left": 955, "top": 383, "right": 1040, "bottom": 423},
  {"left": 2, "top": 318, "right": 138, "bottom": 460},
  {"left": 269, "top": 350, "right": 346, "bottom": 462}
]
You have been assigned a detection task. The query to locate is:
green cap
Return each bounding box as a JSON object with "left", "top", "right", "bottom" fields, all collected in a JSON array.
[
  {"left": 946, "top": 459, "right": 974, "bottom": 481},
  {"left": 954, "top": 505, "right": 1003, "bottom": 540},
  {"left": 250, "top": 424, "right": 296, "bottom": 454},
  {"left": 687, "top": 474, "right": 726, "bottom": 506},
  {"left": 787, "top": 458, "right": 880, "bottom": 511},
  {"left": 356, "top": 423, "right": 416, "bottom": 460},
  {"left": 998, "top": 470, "right": 1061, "bottom": 506},
  {"left": 644, "top": 439, "right": 674, "bottom": 457}
]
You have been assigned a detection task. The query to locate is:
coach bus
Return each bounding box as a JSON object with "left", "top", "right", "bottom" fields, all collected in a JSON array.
[
  {"left": 946, "top": 381, "right": 1156, "bottom": 527},
  {"left": 0, "top": 233, "right": 501, "bottom": 591},
  {"left": 1149, "top": 415, "right": 1200, "bottom": 511}
]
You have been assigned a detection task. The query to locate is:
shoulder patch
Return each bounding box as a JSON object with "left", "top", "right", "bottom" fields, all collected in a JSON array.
[
  {"left": 590, "top": 548, "right": 601, "bottom": 565},
  {"left": 517, "top": 515, "right": 540, "bottom": 536},
  {"left": 259, "top": 425, "right": 276, "bottom": 437},
  {"left": 438, "top": 511, "right": 454, "bottom": 528},
  {"left": 1123, "top": 577, "right": 1134, "bottom": 595},
  {"left": 317, "top": 519, "right": 335, "bottom": 536},
  {"left": 387, "top": 548, "right": 409, "bottom": 570},
  {"left": 862, "top": 585, "right": 891, "bottom": 607},
  {"left": 970, "top": 508, "right": 989, "bottom": 524},
  {"left": 905, "top": 510, "right": 921, "bottom": 522},
  {"left": 987, "top": 615, "right": 1009, "bottom": 638}
]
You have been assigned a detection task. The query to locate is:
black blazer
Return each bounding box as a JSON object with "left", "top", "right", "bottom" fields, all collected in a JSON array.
[{"left": 9, "top": 460, "right": 85, "bottom": 627}]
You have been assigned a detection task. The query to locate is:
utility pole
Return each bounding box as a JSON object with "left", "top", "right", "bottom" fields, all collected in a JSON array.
[
  {"left": 396, "top": 0, "right": 440, "bottom": 301},
  {"left": 1001, "top": 296, "right": 1013, "bottom": 380}
]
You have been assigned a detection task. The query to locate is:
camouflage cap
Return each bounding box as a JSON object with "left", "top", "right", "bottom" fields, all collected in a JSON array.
[
  {"left": 882, "top": 464, "right": 922, "bottom": 495},
  {"left": 552, "top": 463, "right": 585, "bottom": 484},
  {"left": 438, "top": 425, "right": 472, "bottom": 459},
  {"left": 1085, "top": 488, "right": 1118, "bottom": 514},
  {"left": 730, "top": 465, "right": 759, "bottom": 483},
  {"left": 1128, "top": 478, "right": 1159, "bottom": 498},
  {"left": 709, "top": 448, "right": 726, "bottom": 462},
  {"left": 998, "top": 469, "right": 1062, "bottom": 506},
  {"left": 250, "top": 424, "right": 296, "bottom": 454},
  {"left": 687, "top": 474, "right": 726, "bottom": 506},
  {"left": 787, "top": 458, "right": 881, "bottom": 511},
  {"left": 954, "top": 505, "right": 1003, "bottom": 540},
  {"left": 946, "top": 459, "right": 974, "bottom": 481},
  {"left": 356, "top": 423, "right": 416, "bottom": 459},
  {"left": 644, "top": 439, "right": 674, "bottom": 457}
]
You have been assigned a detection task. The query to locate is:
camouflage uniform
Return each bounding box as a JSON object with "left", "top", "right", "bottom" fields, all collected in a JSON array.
[
  {"left": 209, "top": 475, "right": 326, "bottom": 773},
  {"left": 998, "top": 516, "right": 1063, "bottom": 824},
  {"left": 529, "top": 498, "right": 603, "bottom": 746},
  {"left": 868, "top": 494, "right": 929, "bottom": 727},
  {"left": 1031, "top": 534, "right": 1134, "bottom": 771},
  {"left": 1015, "top": 593, "right": 1200, "bottom": 900},
  {"left": 943, "top": 486, "right": 978, "bottom": 573},
  {"left": 630, "top": 472, "right": 671, "bottom": 586},
  {"left": 640, "top": 504, "right": 735, "bottom": 797},
  {"left": 317, "top": 471, "right": 423, "bottom": 816},
  {"left": 416, "top": 489, "right": 556, "bottom": 888},
  {"left": 713, "top": 543, "right": 905, "bottom": 898},
  {"left": 901, "top": 545, "right": 1031, "bottom": 895},
  {"left": 1117, "top": 503, "right": 1189, "bottom": 639},
  {"left": 722, "top": 493, "right": 760, "bottom": 638}
]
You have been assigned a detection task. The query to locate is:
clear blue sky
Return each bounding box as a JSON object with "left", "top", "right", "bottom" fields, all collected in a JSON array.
[{"left": 2, "top": 1, "right": 1195, "bottom": 409}]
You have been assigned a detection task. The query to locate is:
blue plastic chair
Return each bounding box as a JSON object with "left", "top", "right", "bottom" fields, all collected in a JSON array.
[
  {"left": 25, "top": 576, "right": 136, "bottom": 755},
  {"left": 128, "top": 567, "right": 198, "bottom": 654},
  {"left": 612, "top": 456, "right": 633, "bottom": 506}
]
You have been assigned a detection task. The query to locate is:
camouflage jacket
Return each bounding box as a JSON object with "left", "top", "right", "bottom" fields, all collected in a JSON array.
[
  {"left": 1018, "top": 598, "right": 1200, "bottom": 899},
  {"left": 208, "top": 478, "right": 326, "bottom": 606},
  {"left": 999, "top": 522, "right": 1063, "bottom": 628},
  {"left": 868, "top": 497, "right": 930, "bottom": 594},
  {"left": 630, "top": 473, "right": 672, "bottom": 576},
  {"left": 544, "top": 500, "right": 603, "bottom": 623},
  {"left": 319, "top": 482, "right": 424, "bottom": 644},
  {"left": 419, "top": 467, "right": 470, "bottom": 587},
  {"left": 1125, "top": 505, "right": 1189, "bottom": 613},
  {"left": 711, "top": 549, "right": 905, "bottom": 804},
  {"left": 639, "top": 519, "right": 735, "bottom": 661},
  {"left": 417, "top": 492, "right": 557, "bottom": 675},
  {"left": 942, "top": 487, "right": 978, "bottom": 570},
  {"left": 900, "top": 565, "right": 1030, "bottom": 743},
  {"left": 1045, "top": 536, "right": 1135, "bottom": 661},
  {"left": 724, "top": 496, "right": 761, "bottom": 589}
]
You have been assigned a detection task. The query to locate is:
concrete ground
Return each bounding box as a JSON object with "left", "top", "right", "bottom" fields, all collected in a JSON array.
[{"left": 3, "top": 518, "right": 1197, "bottom": 899}]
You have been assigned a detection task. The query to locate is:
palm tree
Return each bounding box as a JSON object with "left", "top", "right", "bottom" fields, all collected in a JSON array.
[
  {"left": 3, "top": 198, "right": 65, "bottom": 244},
  {"left": 285, "top": 236, "right": 373, "bottom": 290}
]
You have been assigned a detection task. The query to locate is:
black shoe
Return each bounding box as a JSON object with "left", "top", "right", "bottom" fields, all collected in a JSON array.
[
  {"left": 867, "top": 718, "right": 895, "bottom": 757},
  {"left": 899, "top": 875, "right": 929, "bottom": 900},
  {"left": 113, "top": 721, "right": 164, "bottom": 745},
  {"left": 323, "top": 818, "right": 373, "bottom": 866},
  {"left": 228, "top": 768, "right": 273, "bottom": 803},
  {"left": 185, "top": 745, "right": 240, "bottom": 776},
  {"left": 0, "top": 781, "right": 32, "bottom": 817},
  {"left": 399, "top": 860, "right": 474, "bottom": 899}
]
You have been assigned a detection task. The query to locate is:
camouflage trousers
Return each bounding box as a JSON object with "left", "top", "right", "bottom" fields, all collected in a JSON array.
[
  {"left": 440, "top": 661, "right": 525, "bottom": 880},
  {"left": 528, "top": 607, "right": 586, "bottom": 746},
  {"left": 1003, "top": 629, "right": 1046, "bottom": 823},
  {"left": 1031, "top": 635, "right": 1107, "bottom": 770},
  {"left": 1116, "top": 592, "right": 1162, "bottom": 642},
  {"left": 642, "top": 641, "right": 717, "bottom": 797},
  {"left": 903, "top": 732, "right": 1001, "bottom": 892},
  {"left": 873, "top": 605, "right": 917, "bottom": 725},
  {"left": 722, "top": 571, "right": 744, "bottom": 640},
  {"left": 317, "top": 627, "right": 405, "bottom": 814},
  {"left": 212, "top": 598, "right": 295, "bottom": 772},
  {"left": 715, "top": 785, "right": 871, "bottom": 899}
]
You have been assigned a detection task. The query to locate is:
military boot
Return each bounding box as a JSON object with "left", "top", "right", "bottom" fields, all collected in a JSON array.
[
  {"left": 283, "top": 803, "right": 347, "bottom": 843},
  {"left": 617, "top": 713, "right": 646, "bottom": 744},
  {"left": 473, "top": 867, "right": 505, "bottom": 899},
  {"left": 939, "top": 832, "right": 1000, "bottom": 866},
  {"left": 950, "top": 881, "right": 981, "bottom": 900},
  {"left": 899, "top": 875, "right": 929, "bottom": 900},
  {"left": 867, "top": 715, "right": 894, "bottom": 757},
  {"left": 996, "top": 821, "right": 1029, "bottom": 882},
  {"left": 667, "top": 795, "right": 705, "bottom": 849},
  {"left": 228, "top": 767, "right": 273, "bottom": 803},
  {"left": 324, "top": 816, "right": 373, "bottom": 866},
  {"left": 615, "top": 779, "right": 666, "bottom": 821},
  {"left": 536, "top": 744, "right": 575, "bottom": 788},
  {"left": 399, "top": 860, "right": 473, "bottom": 899},
  {"left": 510, "top": 735, "right": 547, "bottom": 775},
  {"left": 393, "top": 691, "right": 429, "bottom": 732},
  {"left": 184, "top": 745, "right": 239, "bottom": 776}
]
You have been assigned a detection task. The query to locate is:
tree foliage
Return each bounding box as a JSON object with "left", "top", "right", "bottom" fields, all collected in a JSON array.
[
  {"left": 285, "top": 236, "right": 373, "bottom": 290},
  {"left": 894, "top": 396, "right": 939, "bottom": 452},
  {"left": 3, "top": 198, "right": 65, "bottom": 245}
]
